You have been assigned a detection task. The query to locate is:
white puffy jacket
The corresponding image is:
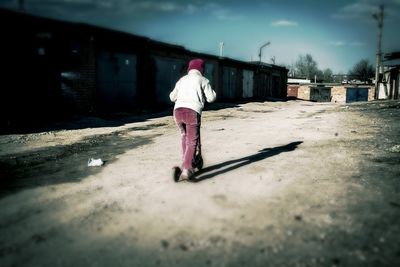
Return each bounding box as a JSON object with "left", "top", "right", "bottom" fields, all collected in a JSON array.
[{"left": 169, "top": 69, "right": 216, "bottom": 114}]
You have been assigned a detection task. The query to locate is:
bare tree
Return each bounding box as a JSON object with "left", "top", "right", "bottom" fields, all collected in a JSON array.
[
  {"left": 283, "top": 64, "right": 296, "bottom": 77},
  {"left": 322, "top": 68, "right": 334, "bottom": 83},
  {"left": 294, "top": 54, "right": 320, "bottom": 80},
  {"left": 348, "top": 59, "right": 375, "bottom": 82}
]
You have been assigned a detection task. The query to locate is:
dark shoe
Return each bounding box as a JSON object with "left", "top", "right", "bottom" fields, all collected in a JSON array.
[{"left": 172, "top": 166, "right": 182, "bottom": 182}]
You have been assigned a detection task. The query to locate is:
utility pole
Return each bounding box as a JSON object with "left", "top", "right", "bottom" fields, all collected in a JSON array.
[
  {"left": 258, "top": 41, "right": 270, "bottom": 63},
  {"left": 219, "top": 42, "right": 224, "bottom": 57},
  {"left": 373, "top": 5, "right": 384, "bottom": 99}
]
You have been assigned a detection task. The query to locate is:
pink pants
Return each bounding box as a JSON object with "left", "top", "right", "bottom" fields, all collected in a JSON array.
[{"left": 173, "top": 108, "right": 200, "bottom": 170}]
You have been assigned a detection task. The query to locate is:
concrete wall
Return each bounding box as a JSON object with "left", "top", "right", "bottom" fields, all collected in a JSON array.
[
  {"left": 368, "top": 86, "right": 375, "bottom": 101},
  {"left": 287, "top": 85, "right": 299, "bottom": 98},
  {"left": 331, "top": 86, "right": 346, "bottom": 103}
]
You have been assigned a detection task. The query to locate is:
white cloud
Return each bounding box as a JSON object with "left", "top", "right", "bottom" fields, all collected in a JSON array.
[
  {"left": 212, "top": 8, "right": 243, "bottom": 21},
  {"left": 329, "top": 41, "right": 346, "bottom": 46},
  {"left": 271, "top": 20, "right": 298, "bottom": 26},
  {"left": 329, "top": 41, "right": 365, "bottom": 46},
  {"left": 130, "top": 1, "right": 180, "bottom": 12},
  {"left": 332, "top": 2, "right": 377, "bottom": 20},
  {"left": 332, "top": 0, "right": 400, "bottom": 21},
  {"left": 349, "top": 41, "right": 365, "bottom": 46}
]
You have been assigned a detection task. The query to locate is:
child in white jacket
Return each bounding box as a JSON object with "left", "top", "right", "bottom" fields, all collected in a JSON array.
[{"left": 169, "top": 58, "right": 216, "bottom": 181}]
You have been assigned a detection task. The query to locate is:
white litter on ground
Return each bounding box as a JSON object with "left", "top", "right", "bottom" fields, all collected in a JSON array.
[{"left": 88, "top": 158, "right": 104, "bottom": 167}]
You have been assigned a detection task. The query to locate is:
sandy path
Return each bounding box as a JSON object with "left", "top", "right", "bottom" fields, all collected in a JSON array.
[{"left": 1, "top": 100, "right": 399, "bottom": 267}]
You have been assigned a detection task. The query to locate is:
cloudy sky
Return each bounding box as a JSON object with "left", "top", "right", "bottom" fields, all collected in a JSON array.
[{"left": 1, "top": 0, "right": 399, "bottom": 73}]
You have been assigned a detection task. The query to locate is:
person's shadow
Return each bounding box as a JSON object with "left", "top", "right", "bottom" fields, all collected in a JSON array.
[{"left": 191, "top": 141, "right": 303, "bottom": 182}]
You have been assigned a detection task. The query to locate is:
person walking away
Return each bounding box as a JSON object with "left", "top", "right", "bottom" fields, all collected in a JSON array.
[{"left": 169, "top": 58, "right": 216, "bottom": 181}]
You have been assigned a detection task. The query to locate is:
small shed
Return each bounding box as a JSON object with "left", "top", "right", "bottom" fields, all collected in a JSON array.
[{"left": 287, "top": 84, "right": 300, "bottom": 98}]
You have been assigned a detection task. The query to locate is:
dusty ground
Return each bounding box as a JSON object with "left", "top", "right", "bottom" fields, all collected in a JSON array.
[{"left": 0, "top": 99, "right": 399, "bottom": 267}]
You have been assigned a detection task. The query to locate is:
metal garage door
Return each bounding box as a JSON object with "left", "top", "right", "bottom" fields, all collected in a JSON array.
[
  {"left": 223, "top": 66, "right": 237, "bottom": 100},
  {"left": 346, "top": 88, "right": 369, "bottom": 103},
  {"left": 155, "top": 57, "right": 185, "bottom": 105},
  {"left": 243, "top": 69, "right": 254, "bottom": 98},
  {"left": 97, "top": 51, "right": 137, "bottom": 111},
  {"left": 310, "top": 87, "right": 331, "bottom": 102}
]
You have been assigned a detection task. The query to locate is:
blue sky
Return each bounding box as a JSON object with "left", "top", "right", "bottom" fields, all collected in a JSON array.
[{"left": 1, "top": 0, "right": 399, "bottom": 73}]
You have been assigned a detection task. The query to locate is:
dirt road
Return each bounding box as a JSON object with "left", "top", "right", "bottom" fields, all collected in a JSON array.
[{"left": 0, "top": 100, "right": 399, "bottom": 267}]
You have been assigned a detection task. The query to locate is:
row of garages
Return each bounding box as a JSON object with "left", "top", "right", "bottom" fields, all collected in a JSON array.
[
  {"left": 79, "top": 48, "right": 287, "bottom": 111},
  {"left": 288, "top": 84, "right": 374, "bottom": 103},
  {"left": 0, "top": 8, "right": 287, "bottom": 130}
]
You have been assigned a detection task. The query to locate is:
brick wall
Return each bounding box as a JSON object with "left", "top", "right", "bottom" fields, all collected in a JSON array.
[
  {"left": 368, "top": 86, "right": 375, "bottom": 101},
  {"left": 76, "top": 64, "right": 96, "bottom": 112},
  {"left": 287, "top": 85, "right": 299, "bottom": 98},
  {"left": 334, "top": 86, "right": 374, "bottom": 103},
  {"left": 297, "top": 85, "right": 311, "bottom": 100},
  {"left": 331, "top": 86, "right": 346, "bottom": 103},
  {"left": 72, "top": 36, "right": 96, "bottom": 113},
  {"left": 295, "top": 85, "right": 375, "bottom": 103}
]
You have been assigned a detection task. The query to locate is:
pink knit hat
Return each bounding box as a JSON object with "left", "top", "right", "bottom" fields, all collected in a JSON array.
[{"left": 187, "top": 59, "right": 205, "bottom": 74}]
